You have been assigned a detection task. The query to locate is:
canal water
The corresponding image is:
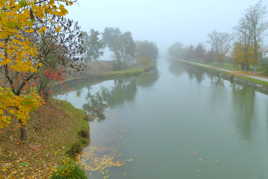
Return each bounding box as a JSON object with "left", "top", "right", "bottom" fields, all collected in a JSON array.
[{"left": 57, "top": 60, "right": 268, "bottom": 179}]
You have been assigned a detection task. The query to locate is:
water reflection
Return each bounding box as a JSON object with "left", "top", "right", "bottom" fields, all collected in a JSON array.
[
  {"left": 188, "top": 68, "right": 205, "bottom": 84},
  {"left": 58, "top": 69, "right": 159, "bottom": 122},
  {"left": 231, "top": 85, "right": 256, "bottom": 141},
  {"left": 169, "top": 62, "right": 206, "bottom": 84},
  {"left": 82, "top": 79, "right": 137, "bottom": 121},
  {"left": 136, "top": 69, "right": 159, "bottom": 88},
  {"left": 168, "top": 62, "right": 185, "bottom": 77},
  {"left": 210, "top": 74, "right": 225, "bottom": 87},
  {"left": 170, "top": 64, "right": 256, "bottom": 141},
  {"left": 169, "top": 61, "right": 257, "bottom": 141},
  {"left": 57, "top": 60, "right": 268, "bottom": 179}
]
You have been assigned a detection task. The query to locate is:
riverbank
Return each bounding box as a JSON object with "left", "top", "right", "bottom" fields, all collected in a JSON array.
[
  {"left": 67, "top": 63, "right": 154, "bottom": 83},
  {"left": 53, "top": 64, "right": 155, "bottom": 95},
  {"left": 176, "top": 59, "right": 268, "bottom": 93},
  {"left": 0, "top": 99, "right": 89, "bottom": 178}
]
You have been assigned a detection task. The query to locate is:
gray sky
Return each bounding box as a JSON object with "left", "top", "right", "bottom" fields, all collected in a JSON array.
[{"left": 68, "top": 0, "right": 261, "bottom": 50}]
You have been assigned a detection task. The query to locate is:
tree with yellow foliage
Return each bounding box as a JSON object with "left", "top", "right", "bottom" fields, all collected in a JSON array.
[
  {"left": 232, "top": 42, "right": 256, "bottom": 71},
  {"left": 233, "top": 1, "right": 267, "bottom": 70},
  {"left": 0, "top": 0, "right": 75, "bottom": 140}
]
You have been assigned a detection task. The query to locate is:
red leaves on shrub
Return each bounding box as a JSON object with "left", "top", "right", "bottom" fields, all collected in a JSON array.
[{"left": 44, "top": 69, "right": 65, "bottom": 81}]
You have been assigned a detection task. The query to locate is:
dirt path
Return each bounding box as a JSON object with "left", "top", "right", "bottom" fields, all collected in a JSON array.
[{"left": 178, "top": 59, "right": 268, "bottom": 83}]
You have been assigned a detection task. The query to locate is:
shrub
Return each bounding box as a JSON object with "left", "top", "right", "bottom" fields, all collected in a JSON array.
[
  {"left": 66, "top": 143, "right": 83, "bottom": 158},
  {"left": 51, "top": 159, "right": 87, "bottom": 179},
  {"left": 78, "top": 130, "right": 89, "bottom": 139}
]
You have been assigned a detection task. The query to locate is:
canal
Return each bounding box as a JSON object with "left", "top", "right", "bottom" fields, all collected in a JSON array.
[{"left": 57, "top": 60, "right": 268, "bottom": 179}]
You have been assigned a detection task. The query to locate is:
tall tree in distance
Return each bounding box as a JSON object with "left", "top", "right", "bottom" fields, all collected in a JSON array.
[
  {"left": 234, "top": 0, "right": 267, "bottom": 70},
  {"left": 207, "top": 31, "right": 233, "bottom": 63},
  {"left": 82, "top": 29, "right": 105, "bottom": 62},
  {"left": 121, "top": 32, "right": 136, "bottom": 63},
  {"left": 168, "top": 42, "right": 209, "bottom": 63},
  {"left": 103, "top": 27, "right": 136, "bottom": 69},
  {"left": 168, "top": 42, "right": 185, "bottom": 60},
  {"left": 232, "top": 42, "right": 255, "bottom": 70},
  {"left": 135, "top": 41, "right": 159, "bottom": 67},
  {"left": 195, "top": 43, "right": 207, "bottom": 61},
  {"left": 136, "top": 41, "right": 159, "bottom": 61},
  {"left": 103, "top": 27, "right": 121, "bottom": 48}
]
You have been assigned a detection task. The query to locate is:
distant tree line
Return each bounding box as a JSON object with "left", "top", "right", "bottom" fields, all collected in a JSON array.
[
  {"left": 81, "top": 27, "right": 159, "bottom": 70},
  {"left": 169, "top": 0, "right": 268, "bottom": 71}
]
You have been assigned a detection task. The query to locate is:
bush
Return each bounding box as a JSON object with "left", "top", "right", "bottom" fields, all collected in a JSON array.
[
  {"left": 78, "top": 130, "right": 89, "bottom": 139},
  {"left": 51, "top": 159, "right": 87, "bottom": 179},
  {"left": 66, "top": 143, "right": 83, "bottom": 158}
]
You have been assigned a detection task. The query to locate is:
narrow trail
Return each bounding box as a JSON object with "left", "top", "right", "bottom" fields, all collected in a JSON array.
[{"left": 178, "top": 59, "right": 268, "bottom": 83}]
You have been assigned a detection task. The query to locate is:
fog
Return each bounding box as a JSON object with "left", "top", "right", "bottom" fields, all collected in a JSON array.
[{"left": 67, "top": 0, "right": 259, "bottom": 50}]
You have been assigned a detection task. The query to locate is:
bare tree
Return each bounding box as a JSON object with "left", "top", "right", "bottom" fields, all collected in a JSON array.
[
  {"left": 207, "top": 31, "right": 233, "bottom": 63},
  {"left": 236, "top": 0, "right": 267, "bottom": 69}
]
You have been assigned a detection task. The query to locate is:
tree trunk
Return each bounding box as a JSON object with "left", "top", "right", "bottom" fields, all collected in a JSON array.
[
  {"left": 246, "top": 64, "right": 250, "bottom": 71},
  {"left": 241, "top": 64, "right": 246, "bottom": 71},
  {"left": 20, "top": 126, "right": 27, "bottom": 141}
]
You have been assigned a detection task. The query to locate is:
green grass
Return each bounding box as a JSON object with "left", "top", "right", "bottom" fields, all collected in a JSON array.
[
  {"left": 53, "top": 100, "right": 89, "bottom": 157},
  {"left": 51, "top": 159, "right": 87, "bottom": 179},
  {"left": 53, "top": 63, "right": 156, "bottom": 96},
  {"left": 208, "top": 62, "right": 239, "bottom": 71},
  {"left": 233, "top": 74, "right": 268, "bottom": 86},
  {"left": 103, "top": 67, "right": 145, "bottom": 78},
  {"left": 254, "top": 64, "right": 268, "bottom": 75},
  {"left": 178, "top": 60, "right": 268, "bottom": 87}
]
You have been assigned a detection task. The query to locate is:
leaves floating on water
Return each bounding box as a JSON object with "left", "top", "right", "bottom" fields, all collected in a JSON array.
[{"left": 77, "top": 146, "right": 125, "bottom": 179}]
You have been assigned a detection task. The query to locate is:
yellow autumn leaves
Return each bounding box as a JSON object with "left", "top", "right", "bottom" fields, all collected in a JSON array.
[
  {"left": 0, "top": 38, "right": 39, "bottom": 72},
  {"left": 0, "top": 88, "right": 43, "bottom": 128},
  {"left": 0, "top": 0, "right": 73, "bottom": 72},
  {"left": 0, "top": 0, "right": 75, "bottom": 128},
  {"left": 232, "top": 43, "right": 257, "bottom": 66}
]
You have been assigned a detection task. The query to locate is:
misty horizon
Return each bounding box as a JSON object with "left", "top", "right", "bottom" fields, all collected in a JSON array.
[{"left": 67, "top": 0, "right": 264, "bottom": 50}]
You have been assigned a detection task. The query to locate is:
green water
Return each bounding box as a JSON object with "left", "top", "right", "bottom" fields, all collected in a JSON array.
[{"left": 57, "top": 60, "right": 268, "bottom": 179}]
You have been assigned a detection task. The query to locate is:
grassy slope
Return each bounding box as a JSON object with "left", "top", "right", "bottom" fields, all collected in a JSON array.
[
  {"left": 102, "top": 67, "right": 146, "bottom": 78},
  {"left": 0, "top": 99, "right": 89, "bottom": 178}
]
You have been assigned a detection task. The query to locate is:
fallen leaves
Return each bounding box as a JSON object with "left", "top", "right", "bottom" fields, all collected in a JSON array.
[{"left": 78, "top": 146, "right": 126, "bottom": 179}]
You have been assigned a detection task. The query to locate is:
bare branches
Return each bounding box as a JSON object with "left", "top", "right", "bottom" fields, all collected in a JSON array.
[{"left": 207, "top": 31, "right": 233, "bottom": 62}]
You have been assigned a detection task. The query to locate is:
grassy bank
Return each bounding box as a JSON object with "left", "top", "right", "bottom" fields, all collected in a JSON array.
[
  {"left": 53, "top": 64, "right": 155, "bottom": 95},
  {"left": 177, "top": 60, "right": 268, "bottom": 87},
  {"left": 74, "top": 64, "right": 153, "bottom": 81},
  {"left": 102, "top": 66, "right": 150, "bottom": 78},
  {"left": 206, "top": 62, "right": 239, "bottom": 71},
  {"left": 0, "top": 99, "right": 89, "bottom": 178}
]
